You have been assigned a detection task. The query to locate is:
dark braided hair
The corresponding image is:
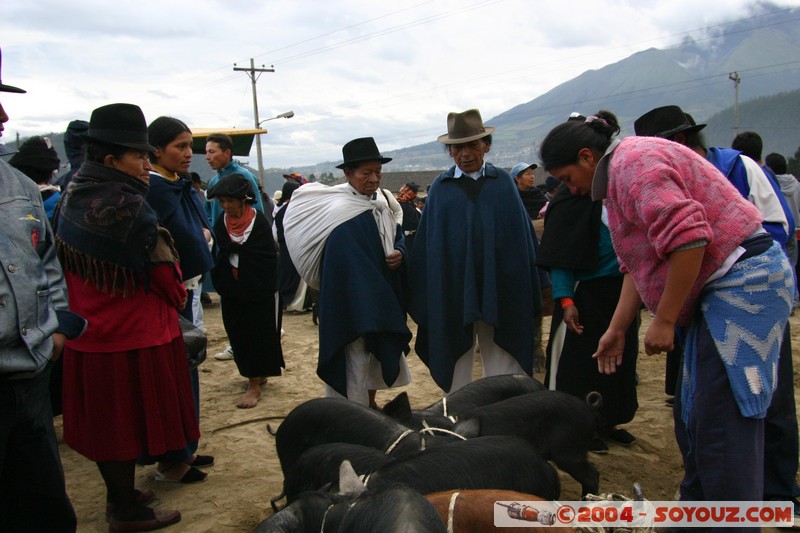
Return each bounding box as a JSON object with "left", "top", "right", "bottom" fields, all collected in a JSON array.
[{"left": 539, "top": 110, "right": 620, "bottom": 170}]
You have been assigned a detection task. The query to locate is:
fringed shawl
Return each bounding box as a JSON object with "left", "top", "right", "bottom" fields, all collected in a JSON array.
[{"left": 55, "top": 161, "right": 178, "bottom": 295}]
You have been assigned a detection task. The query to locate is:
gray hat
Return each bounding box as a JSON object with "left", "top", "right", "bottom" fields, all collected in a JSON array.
[
  {"left": 510, "top": 162, "right": 538, "bottom": 179},
  {"left": 437, "top": 109, "right": 495, "bottom": 144}
]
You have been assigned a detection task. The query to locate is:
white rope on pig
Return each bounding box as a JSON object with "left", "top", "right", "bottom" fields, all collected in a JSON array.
[
  {"left": 320, "top": 503, "right": 334, "bottom": 533},
  {"left": 447, "top": 491, "right": 460, "bottom": 533},
  {"left": 320, "top": 501, "right": 358, "bottom": 533},
  {"left": 438, "top": 398, "right": 456, "bottom": 423},
  {"left": 419, "top": 421, "right": 467, "bottom": 440},
  {"left": 384, "top": 429, "right": 414, "bottom": 455}
]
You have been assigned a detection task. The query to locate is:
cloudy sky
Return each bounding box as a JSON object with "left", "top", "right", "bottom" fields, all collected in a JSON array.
[{"left": 3, "top": 0, "right": 800, "bottom": 169}]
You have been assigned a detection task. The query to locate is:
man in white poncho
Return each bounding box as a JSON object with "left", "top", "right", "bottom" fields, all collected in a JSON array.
[{"left": 282, "top": 137, "right": 411, "bottom": 407}]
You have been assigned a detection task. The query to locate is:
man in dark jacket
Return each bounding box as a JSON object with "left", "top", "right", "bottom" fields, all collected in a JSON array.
[
  {"left": 396, "top": 181, "right": 420, "bottom": 257},
  {"left": 0, "top": 48, "right": 85, "bottom": 533}
]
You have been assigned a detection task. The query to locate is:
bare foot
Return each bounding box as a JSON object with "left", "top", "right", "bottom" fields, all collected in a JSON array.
[
  {"left": 259, "top": 377, "right": 268, "bottom": 385},
  {"left": 237, "top": 380, "right": 261, "bottom": 409}
]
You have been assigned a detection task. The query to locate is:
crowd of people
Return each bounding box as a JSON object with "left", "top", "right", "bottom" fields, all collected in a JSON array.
[{"left": 2, "top": 41, "right": 800, "bottom": 532}]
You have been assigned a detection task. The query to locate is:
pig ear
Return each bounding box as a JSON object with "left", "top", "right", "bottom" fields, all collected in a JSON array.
[
  {"left": 382, "top": 392, "right": 415, "bottom": 428},
  {"left": 453, "top": 417, "right": 480, "bottom": 439},
  {"left": 338, "top": 460, "right": 366, "bottom": 496},
  {"left": 253, "top": 505, "right": 300, "bottom": 533}
]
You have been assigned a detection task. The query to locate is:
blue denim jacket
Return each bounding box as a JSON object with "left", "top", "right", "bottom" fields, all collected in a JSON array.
[{"left": 0, "top": 160, "right": 84, "bottom": 376}]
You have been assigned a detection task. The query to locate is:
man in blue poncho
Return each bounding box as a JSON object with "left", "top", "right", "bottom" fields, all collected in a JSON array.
[
  {"left": 409, "top": 109, "right": 543, "bottom": 393},
  {"left": 283, "top": 137, "right": 411, "bottom": 408}
]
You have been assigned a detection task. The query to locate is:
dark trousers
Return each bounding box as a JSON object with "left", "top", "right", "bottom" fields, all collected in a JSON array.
[
  {"left": 0, "top": 365, "right": 76, "bottom": 533},
  {"left": 673, "top": 318, "right": 763, "bottom": 533},
  {"left": 764, "top": 325, "right": 800, "bottom": 502}
]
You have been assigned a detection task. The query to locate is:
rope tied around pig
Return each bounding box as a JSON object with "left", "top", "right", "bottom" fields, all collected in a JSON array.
[
  {"left": 384, "top": 429, "right": 416, "bottom": 454},
  {"left": 419, "top": 420, "right": 466, "bottom": 440}
]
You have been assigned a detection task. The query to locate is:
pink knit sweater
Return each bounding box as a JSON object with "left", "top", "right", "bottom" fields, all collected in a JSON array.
[{"left": 604, "top": 136, "right": 763, "bottom": 325}]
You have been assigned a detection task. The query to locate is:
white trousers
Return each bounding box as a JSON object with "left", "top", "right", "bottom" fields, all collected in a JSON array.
[
  {"left": 324, "top": 336, "right": 411, "bottom": 406},
  {"left": 448, "top": 320, "right": 526, "bottom": 394},
  {"left": 191, "top": 288, "right": 205, "bottom": 332}
]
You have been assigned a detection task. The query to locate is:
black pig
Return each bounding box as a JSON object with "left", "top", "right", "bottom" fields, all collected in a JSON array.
[{"left": 453, "top": 390, "right": 601, "bottom": 496}]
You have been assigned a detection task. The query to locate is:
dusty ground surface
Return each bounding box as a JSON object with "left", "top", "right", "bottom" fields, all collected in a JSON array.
[{"left": 57, "top": 301, "right": 800, "bottom": 532}]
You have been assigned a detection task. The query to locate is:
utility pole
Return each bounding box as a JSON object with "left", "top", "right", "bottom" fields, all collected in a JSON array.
[
  {"left": 233, "top": 58, "right": 274, "bottom": 187},
  {"left": 729, "top": 71, "right": 741, "bottom": 135}
]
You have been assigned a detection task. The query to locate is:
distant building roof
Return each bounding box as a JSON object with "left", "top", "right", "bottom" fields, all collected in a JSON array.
[
  {"left": 191, "top": 127, "right": 267, "bottom": 156},
  {"left": 380, "top": 170, "right": 441, "bottom": 193}
]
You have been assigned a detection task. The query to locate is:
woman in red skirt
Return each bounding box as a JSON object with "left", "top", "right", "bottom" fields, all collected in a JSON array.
[{"left": 54, "top": 103, "right": 198, "bottom": 532}]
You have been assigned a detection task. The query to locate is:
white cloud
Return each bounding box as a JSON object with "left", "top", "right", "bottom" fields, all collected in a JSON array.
[{"left": 2, "top": 0, "right": 800, "bottom": 167}]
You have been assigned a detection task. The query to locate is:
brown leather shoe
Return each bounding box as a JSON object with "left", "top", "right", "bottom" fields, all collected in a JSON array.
[{"left": 105, "top": 489, "right": 156, "bottom": 522}]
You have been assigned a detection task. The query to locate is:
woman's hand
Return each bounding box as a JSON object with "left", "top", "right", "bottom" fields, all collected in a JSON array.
[
  {"left": 386, "top": 250, "right": 403, "bottom": 270},
  {"left": 644, "top": 316, "right": 675, "bottom": 355},
  {"left": 563, "top": 305, "right": 584, "bottom": 334},
  {"left": 593, "top": 328, "right": 626, "bottom": 374},
  {"left": 149, "top": 263, "right": 189, "bottom": 309},
  {"left": 51, "top": 332, "right": 67, "bottom": 361}
]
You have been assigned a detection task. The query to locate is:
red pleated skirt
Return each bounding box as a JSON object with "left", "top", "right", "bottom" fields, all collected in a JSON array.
[{"left": 62, "top": 336, "right": 200, "bottom": 462}]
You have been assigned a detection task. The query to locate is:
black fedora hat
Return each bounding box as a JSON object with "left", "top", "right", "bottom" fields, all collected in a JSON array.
[
  {"left": 84, "top": 103, "right": 155, "bottom": 152},
  {"left": 336, "top": 137, "right": 392, "bottom": 169},
  {"left": 634, "top": 105, "right": 706, "bottom": 138},
  {"left": 0, "top": 48, "right": 26, "bottom": 94}
]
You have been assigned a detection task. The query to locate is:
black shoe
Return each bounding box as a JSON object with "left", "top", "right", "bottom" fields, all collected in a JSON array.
[
  {"left": 589, "top": 437, "right": 609, "bottom": 454},
  {"left": 605, "top": 428, "right": 636, "bottom": 446},
  {"left": 189, "top": 455, "right": 214, "bottom": 468}
]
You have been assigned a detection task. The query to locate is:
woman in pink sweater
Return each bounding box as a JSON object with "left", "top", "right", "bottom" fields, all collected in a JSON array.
[{"left": 539, "top": 111, "right": 793, "bottom": 513}]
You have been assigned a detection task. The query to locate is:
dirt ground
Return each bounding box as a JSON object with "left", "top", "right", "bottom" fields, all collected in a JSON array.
[{"left": 57, "top": 301, "right": 800, "bottom": 532}]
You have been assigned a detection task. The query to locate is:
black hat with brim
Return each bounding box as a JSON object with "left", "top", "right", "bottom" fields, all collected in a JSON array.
[
  {"left": 634, "top": 105, "right": 706, "bottom": 139},
  {"left": 84, "top": 103, "right": 155, "bottom": 152},
  {"left": 207, "top": 173, "right": 256, "bottom": 204},
  {"left": 336, "top": 137, "right": 391, "bottom": 169}
]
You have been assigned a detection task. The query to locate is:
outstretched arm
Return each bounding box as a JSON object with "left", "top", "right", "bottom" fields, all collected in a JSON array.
[{"left": 593, "top": 273, "right": 641, "bottom": 374}]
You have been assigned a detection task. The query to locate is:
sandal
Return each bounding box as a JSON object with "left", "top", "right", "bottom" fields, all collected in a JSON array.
[
  {"left": 109, "top": 507, "right": 181, "bottom": 532},
  {"left": 155, "top": 464, "right": 207, "bottom": 484}
]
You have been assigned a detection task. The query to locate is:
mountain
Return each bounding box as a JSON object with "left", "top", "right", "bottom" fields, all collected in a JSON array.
[
  {"left": 4, "top": 3, "right": 799, "bottom": 177},
  {"left": 371, "top": 1, "right": 800, "bottom": 171}
]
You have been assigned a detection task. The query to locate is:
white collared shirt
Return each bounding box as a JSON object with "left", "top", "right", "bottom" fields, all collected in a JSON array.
[{"left": 453, "top": 162, "right": 486, "bottom": 180}]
